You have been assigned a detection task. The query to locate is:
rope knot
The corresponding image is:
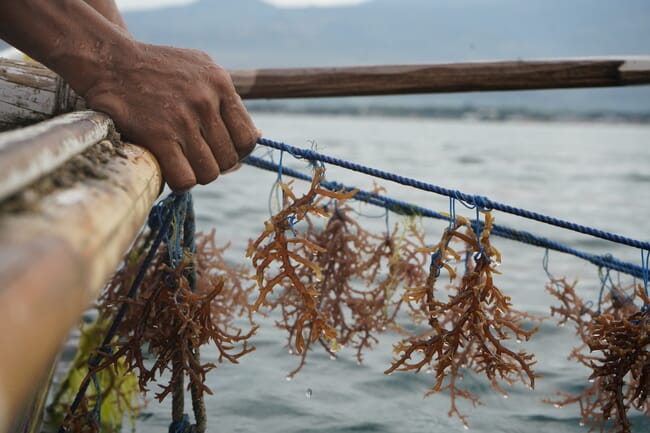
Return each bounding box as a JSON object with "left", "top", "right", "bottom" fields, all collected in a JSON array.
[
  {"left": 168, "top": 414, "right": 195, "bottom": 433},
  {"left": 472, "top": 194, "right": 492, "bottom": 211}
]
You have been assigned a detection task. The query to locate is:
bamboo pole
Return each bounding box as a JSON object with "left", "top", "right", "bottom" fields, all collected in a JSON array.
[
  {"left": 0, "top": 111, "right": 113, "bottom": 201},
  {"left": 2, "top": 57, "right": 649, "bottom": 127},
  {"left": 0, "top": 115, "right": 162, "bottom": 432}
]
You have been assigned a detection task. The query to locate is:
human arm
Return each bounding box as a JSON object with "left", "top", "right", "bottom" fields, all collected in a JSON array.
[
  {"left": 83, "top": 0, "right": 129, "bottom": 31},
  {"left": 0, "top": 0, "right": 257, "bottom": 191}
]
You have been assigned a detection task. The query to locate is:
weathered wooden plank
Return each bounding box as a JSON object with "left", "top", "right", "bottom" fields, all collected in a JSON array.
[
  {"left": 0, "top": 78, "right": 52, "bottom": 116},
  {"left": 0, "top": 133, "right": 162, "bottom": 433},
  {"left": 0, "top": 59, "right": 55, "bottom": 91},
  {"left": 0, "top": 58, "right": 84, "bottom": 127},
  {"left": 231, "top": 57, "right": 650, "bottom": 99},
  {"left": 0, "top": 99, "right": 46, "bottom": 126},
  {"left": 0, "top": 111, "right": 113, "bottom": 201}
]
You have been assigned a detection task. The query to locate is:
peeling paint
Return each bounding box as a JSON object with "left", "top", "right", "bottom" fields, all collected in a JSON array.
[{"left": 620, "top": 57, "right": 650, "bottom": 72}]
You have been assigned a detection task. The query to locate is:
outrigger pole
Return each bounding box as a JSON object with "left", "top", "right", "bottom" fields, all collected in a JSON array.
[
  {"left": 2, "top": 56, "right": 649, "bottom": 126},
  {"left": 231, "top": 57, "right": 650, "bottom": 99}
]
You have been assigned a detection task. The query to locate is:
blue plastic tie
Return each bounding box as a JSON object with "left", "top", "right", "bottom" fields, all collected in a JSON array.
[
  {"left": 473, "top": 207, "right": 487, "bottom": 261},
  {"left": 642, "top": 250, "right": 650, "bottom": 297},
  {"left": 277, "top": 149, "right": 285, "bottom": 181},
  {"left": 90, "top": 373, "right": 102, "bottom": 426},
  {"left": 168, "top": 414, "right": 193, "bottom": 433},
  {"left": 448, "top": 197, "right": 456, "bottom": 229},
  {"left": 597, "top": 267, "right": 612, "bottom": 314},
  {"left": 384, "top": 208, "right": 390, "bottom": 235},
  {"left": 641, "top": 250, "right": 650, "bottom": 312},
  {"left": 429, "top": 250, "right": 443, "bottom": 278}
]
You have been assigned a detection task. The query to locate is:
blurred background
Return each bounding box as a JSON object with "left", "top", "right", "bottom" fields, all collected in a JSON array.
[{"left": 116, "top": 0, "right": 650, "bottom": 118}]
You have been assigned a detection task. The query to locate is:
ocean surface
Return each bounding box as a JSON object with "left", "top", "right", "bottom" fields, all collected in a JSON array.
[{"left": 136, "top": 114, "right": 650, "bottom": 433}]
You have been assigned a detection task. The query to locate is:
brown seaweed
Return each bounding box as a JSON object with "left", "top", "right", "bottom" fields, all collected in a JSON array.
[
  {"left": 546, "top": 279, "right": 650, "bottom": 432},
  {"left": 280, "top": 203, "right": 415, "bottom": 375},
  {"left": 247, "top": 169, "right": 435, "bottom": 376},
  {"left": 247, "top": 169, "right": 356, "bottom": 361},
  {"left": 56, "top": 163, "right": 650, "bottom": 432},
  {"left": 386, "top": 213, "right": 539, "bottom": 428},
  {"left": 95, "top": 230, "right": 257, "bottom": 403}
]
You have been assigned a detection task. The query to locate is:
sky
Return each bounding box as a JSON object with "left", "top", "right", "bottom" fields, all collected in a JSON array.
[{"left": 115, "top": 0, "right": 368, "bottom": 11}]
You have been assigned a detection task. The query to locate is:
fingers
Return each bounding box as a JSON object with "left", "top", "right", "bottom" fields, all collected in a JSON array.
[
  {"left": 185, "top": 130, "right": 220, "bottom": 185},
  {"left": 220, "top": 94, "right": 259, "bottom": 159},
  {"left": 200, "top": 110, "right": 239, "bottom": 173},
  {"left": 86, "top": 43, "right": 259, "bottom": 191},
  {"left": 198, "top": 90, "right": 258, "bottom": 177},
  {"left": 152, "top": 135, "right": 220, "bottom": 191},
  {"left": 154, "top": 139, "right": 196, "bottom": 192}
]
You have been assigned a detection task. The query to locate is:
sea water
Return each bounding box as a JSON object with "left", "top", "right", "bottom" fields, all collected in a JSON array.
[{"left": 136, "top": 114, "right": 650, "bottom": 433}]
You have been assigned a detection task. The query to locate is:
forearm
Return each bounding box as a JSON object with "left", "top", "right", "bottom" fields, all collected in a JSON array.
[
  {"left": 83, "top": 0, "right": 128, "bottom": 31},
  {"left": 0, "top": 0, "right": 133, "bottom": 95},
  {"left": 0, "top": 0, "right": 257, "bottom": 194}
]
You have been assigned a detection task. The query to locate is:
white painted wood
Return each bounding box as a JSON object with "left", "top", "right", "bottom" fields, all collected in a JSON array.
[
  {"left": 0, "top": 58, "right": 84, "bottom": 127},
  {"left": 0, "top": 77, "right": 54, "bottom": 115},
  {"left": 0, "top": 111, "right": 113, "bottom": 201},
  {"left": 620, "top": 56, "right": 650, "bottom": 72}
]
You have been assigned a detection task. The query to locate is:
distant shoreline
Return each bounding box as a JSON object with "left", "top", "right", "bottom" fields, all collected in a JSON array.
[{"left": 245, "top": 103, "right": 650, "bottom": 125}]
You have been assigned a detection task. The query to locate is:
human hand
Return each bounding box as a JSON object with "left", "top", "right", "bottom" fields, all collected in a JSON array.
[{"left": 82, "top": 42, "right": 258, "bottom": 191}]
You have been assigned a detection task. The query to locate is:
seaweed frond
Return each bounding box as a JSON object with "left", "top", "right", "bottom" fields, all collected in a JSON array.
[
  {"left": 386, "top": 213, "right": 539, "bottom": 428},
  {"left": 546, "top": 280, "right": 650, "bottom": 433},
  {"left": 97, "top": 231, "right": 256, "bottom": 402},
  {"left": 247, "top": 168, "right": 356, "bottom": 360}
]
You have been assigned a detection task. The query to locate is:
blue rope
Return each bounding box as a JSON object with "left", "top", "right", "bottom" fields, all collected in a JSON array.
[
  {"left": 256, "top": 137, "right": 650, "bottom": 252},
  {"left": 243, "top": 155, "right": 647, "bottom": 280},
  {"left": 90, "top": 373, "right": 102, "bottom": 427},
  {"left": 59, "top": 193, "right": 187, "bottom": 433},
  {"left": 642, "top": 249, "right": 650, "bottom": 298},
  {"left": 449, "top": 197, "right": 456, "bottom": 229},
  {"left": 169, "top": 414, "right": 193, "bottom": 433},
  {"left": 597, "top": 268, "right": 613, "bottom": 314}
]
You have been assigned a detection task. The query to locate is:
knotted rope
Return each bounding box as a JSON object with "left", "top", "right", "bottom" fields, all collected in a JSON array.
[
  {"left": 244, "top": 154, "right": 647, "bottom": 280},
  {"left": 256, "top": 137, "right": 650, "bottom": 251},
  {"left": 59, "top": 192, "right": 205, "bottom": 433}
]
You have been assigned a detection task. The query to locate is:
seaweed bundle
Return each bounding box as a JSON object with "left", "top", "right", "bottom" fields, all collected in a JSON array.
[
  {"left": 386, "top": 212, "right": 539, "bottom": 427},
  {"left": 54, "top": 198, "right": 257, "bottom": 433},
  {"left": 546, "top": 279, "right": 650, "bottom": 432},
  {"left": 54, "top": 145, "right": 649, "bottom": 432}
]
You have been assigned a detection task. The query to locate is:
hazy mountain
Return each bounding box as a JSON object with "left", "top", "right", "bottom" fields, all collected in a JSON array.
[
  {"left": 124, "top": 0, "right": 650, "bottom": 67},
  {"left": 122, "top": 0, "right": 650, "bottom": 113},
  {"left": 4, "top": 1, "right": 647, "bottom": 114}
]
